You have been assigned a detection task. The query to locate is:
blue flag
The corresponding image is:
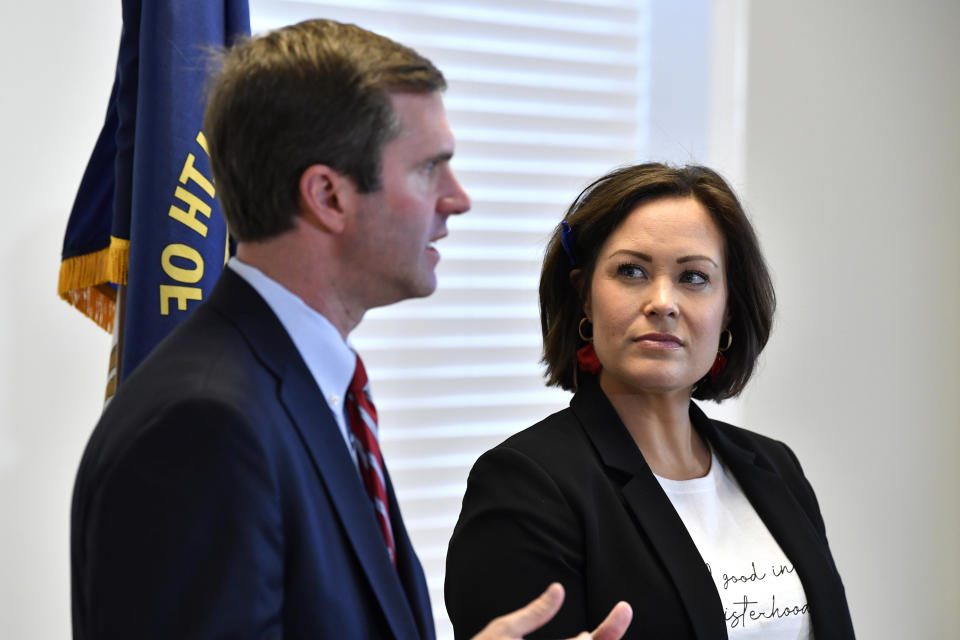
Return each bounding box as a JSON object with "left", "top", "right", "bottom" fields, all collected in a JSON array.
[{"left": 59, "top": 1, "right": 250, "bottom": 381}]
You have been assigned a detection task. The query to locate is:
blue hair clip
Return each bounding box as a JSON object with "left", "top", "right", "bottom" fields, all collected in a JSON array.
[{"left": 560, "top": 221, "right": 577, "bottom": 266}]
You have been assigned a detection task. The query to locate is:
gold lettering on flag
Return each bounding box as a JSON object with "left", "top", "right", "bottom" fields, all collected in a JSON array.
[
  {"left": 161, "top": 243, "right": 204, "bottom": 283},
  {"left": 159, "top": 131, "right": 217, "bottom": 315}
]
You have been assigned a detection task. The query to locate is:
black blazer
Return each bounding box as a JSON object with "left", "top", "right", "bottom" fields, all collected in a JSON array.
[
  {"left": 71, "top": 270, "right": 434, "bottom": 639},
  {"left": 445, "top": 376, "right": 854, "bottom": 639}
]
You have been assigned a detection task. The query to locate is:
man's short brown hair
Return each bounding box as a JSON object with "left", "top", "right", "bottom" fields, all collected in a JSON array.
[
  {"left": 540, "top": 163, "right": 776, "bottom": 401},
  {"left": 203, "top": 19, "right": 446, "bottom": 241}
]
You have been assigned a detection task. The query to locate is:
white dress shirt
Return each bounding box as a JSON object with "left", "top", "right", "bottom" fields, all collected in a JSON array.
[{"left": 227, "top": 257, "right": 358, "bottom": 461}]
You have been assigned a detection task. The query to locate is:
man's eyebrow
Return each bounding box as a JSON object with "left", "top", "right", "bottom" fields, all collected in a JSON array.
[{"left": 677, "top": 255, "right": 719, "bottom": 268}]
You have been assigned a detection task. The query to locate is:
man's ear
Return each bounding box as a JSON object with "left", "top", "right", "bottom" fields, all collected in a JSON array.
[
  {"left": 298, "top": 164, "right": 357, "bottom": 234},
  {"left": 569, "top": 268, "right": 591, "bottom": 319}
]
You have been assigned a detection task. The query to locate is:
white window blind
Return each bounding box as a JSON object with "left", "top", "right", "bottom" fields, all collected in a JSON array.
[{"left": 250, "top": 2, "right": 651, "bottom": 636}]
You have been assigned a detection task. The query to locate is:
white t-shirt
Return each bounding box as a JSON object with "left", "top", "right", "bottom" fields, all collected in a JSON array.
[{"left": 655, "top": 449, "right": 813, "bottom": 639}]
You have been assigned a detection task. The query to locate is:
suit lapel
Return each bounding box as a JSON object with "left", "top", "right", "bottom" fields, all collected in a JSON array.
[
  {"left": 209, "top": 271, "right": 423, "bottom": 640},
  {"left": 280, "top": 373, "right": 423, "bottom": 640},
  {"left": 386, "top": 470, "right": 436, "bottom": 640},
  {"left": 699, "top": 409, "right": 851, "bottom": 639},
  {"left": 571, "top": 378, "right": 727, "bottom": 639}
]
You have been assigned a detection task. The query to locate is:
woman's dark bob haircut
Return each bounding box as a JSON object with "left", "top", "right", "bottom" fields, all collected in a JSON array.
[{"left": 540, "top": 163, "right": 776, "bottom": 401}]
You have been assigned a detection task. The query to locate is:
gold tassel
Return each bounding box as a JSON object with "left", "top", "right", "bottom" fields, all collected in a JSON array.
[{"left": 57, "top": 237, "right": 130, "bottom": 333}]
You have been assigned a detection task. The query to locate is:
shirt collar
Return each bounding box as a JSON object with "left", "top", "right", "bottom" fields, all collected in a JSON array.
[{"left": 227, "top": 257, "right": 356, "bottom": 416}]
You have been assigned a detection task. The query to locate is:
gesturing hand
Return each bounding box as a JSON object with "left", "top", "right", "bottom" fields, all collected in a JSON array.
[{"left": 470, "top": 583, "right": 632, "bottom": 640}]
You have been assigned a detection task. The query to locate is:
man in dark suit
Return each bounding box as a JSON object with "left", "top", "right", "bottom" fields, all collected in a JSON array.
[{"left": 70, "top": 19, "right": 631, "bottom": 640}]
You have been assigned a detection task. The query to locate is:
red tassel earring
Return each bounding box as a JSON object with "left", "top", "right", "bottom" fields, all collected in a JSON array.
[
  {"left": 709, "top": 329, "right": 733, "bottom": 383},
  {"left": 576, "top": 318, "right": 602, "bottom": 374}
]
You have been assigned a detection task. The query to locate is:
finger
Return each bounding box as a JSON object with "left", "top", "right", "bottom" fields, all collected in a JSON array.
[
  {"left": 589, "top": 601, "right": 633, "bottom": 640},
  {"left": 489, "top": 582, "right": 566, "bottom": 637}
]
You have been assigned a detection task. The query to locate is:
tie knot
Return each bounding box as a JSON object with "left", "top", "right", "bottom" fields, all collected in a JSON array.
[{"left": 349, "top": 354, "right": 369, "bottom": 396}]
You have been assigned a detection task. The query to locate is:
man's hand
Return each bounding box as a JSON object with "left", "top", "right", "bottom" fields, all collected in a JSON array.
[{"left": 470, "top": 583, "right": 632, "bottom": 640}]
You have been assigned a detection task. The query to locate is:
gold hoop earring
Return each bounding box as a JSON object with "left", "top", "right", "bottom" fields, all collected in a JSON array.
[
  {"left": 578, "top": 317, "right": 593, "bottom": 342},
  {"left": 718, "top": 329, "right": 733, "bottom": 352}
]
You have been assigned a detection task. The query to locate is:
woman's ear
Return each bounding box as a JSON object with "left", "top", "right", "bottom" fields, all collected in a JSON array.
[
  {"left": 569, "top": 268, "right": 591, "bottom": 318},
  {"left": 297, "top": 164, "right": 357, "bottom": 234}
]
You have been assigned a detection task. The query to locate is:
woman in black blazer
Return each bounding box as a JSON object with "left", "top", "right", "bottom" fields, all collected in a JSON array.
[{"left": 445, "top": 164, "right": 854, "bottom": 639}]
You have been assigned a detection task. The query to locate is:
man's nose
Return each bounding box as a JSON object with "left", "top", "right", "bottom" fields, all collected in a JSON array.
[{"left": 438, "top": 169, "right": 471, "bottom": 215}]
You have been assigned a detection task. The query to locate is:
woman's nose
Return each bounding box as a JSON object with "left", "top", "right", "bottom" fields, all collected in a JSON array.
[{"left": 644, "top": 279, "right": 678, "bottom": 317}]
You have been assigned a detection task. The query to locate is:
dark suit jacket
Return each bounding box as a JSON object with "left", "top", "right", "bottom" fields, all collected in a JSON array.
[
  {"left": 445, "top": 376, "right": 854, "bottom": 639},
  {"left": 71, "top": 269, "right": 434, "bottom": 640}
]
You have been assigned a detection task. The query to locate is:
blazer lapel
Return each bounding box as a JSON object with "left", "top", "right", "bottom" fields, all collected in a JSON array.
[
  {"left": 571, "top": 378, "right": 727, "bottom": 639},
  {"left": 386, "top": 469, "right": 436, "bottom": 640},
  {"left": 698, "top": 409, "right": 852, "bottom": 639},
  {"left": 209, "top": 271, "right": 423, "bottom": 640},
  {"left": 280, "top": 373, "right": 424, "bottom": 640}
]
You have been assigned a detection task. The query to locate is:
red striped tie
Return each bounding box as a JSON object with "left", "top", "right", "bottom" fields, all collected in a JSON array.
[{"left": 346, "top": 354, "right": 396, "bottom": 566}]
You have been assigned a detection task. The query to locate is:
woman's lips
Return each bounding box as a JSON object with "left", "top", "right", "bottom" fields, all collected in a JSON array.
[{"left": 634, "top": 333, "right": 683, "bottom": 349}]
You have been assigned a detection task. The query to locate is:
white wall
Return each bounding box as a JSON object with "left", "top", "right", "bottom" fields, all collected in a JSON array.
[
  {"left": 0, "top": 2, "right": 119, "bottom": 637},
  {"left": 2, "top": 1, "right": 957, "bottom": 638},
  {"left": 741, "top": 1, "right": 960, "bottom": 637}
]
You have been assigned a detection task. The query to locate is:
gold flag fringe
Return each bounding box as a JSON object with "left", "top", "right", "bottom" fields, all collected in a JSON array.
[{"left": 57, "top": 236, "right": 130, "bottom": 333}]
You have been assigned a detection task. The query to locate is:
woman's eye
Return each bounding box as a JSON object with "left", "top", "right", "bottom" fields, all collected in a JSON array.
[
  {"left": 681, "top": 270, "right": 709, "bottom": 286},
  {"left": 616, "top": 263, "right": 646, "bottom": 279}
]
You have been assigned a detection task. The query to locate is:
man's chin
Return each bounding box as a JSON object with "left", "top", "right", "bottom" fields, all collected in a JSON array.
[
  {"left": 370, "top": 275, "right": 437, "bottom": 309},
  {"left": 411, "top": 275, "right": 438, "bottom": 299}
]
